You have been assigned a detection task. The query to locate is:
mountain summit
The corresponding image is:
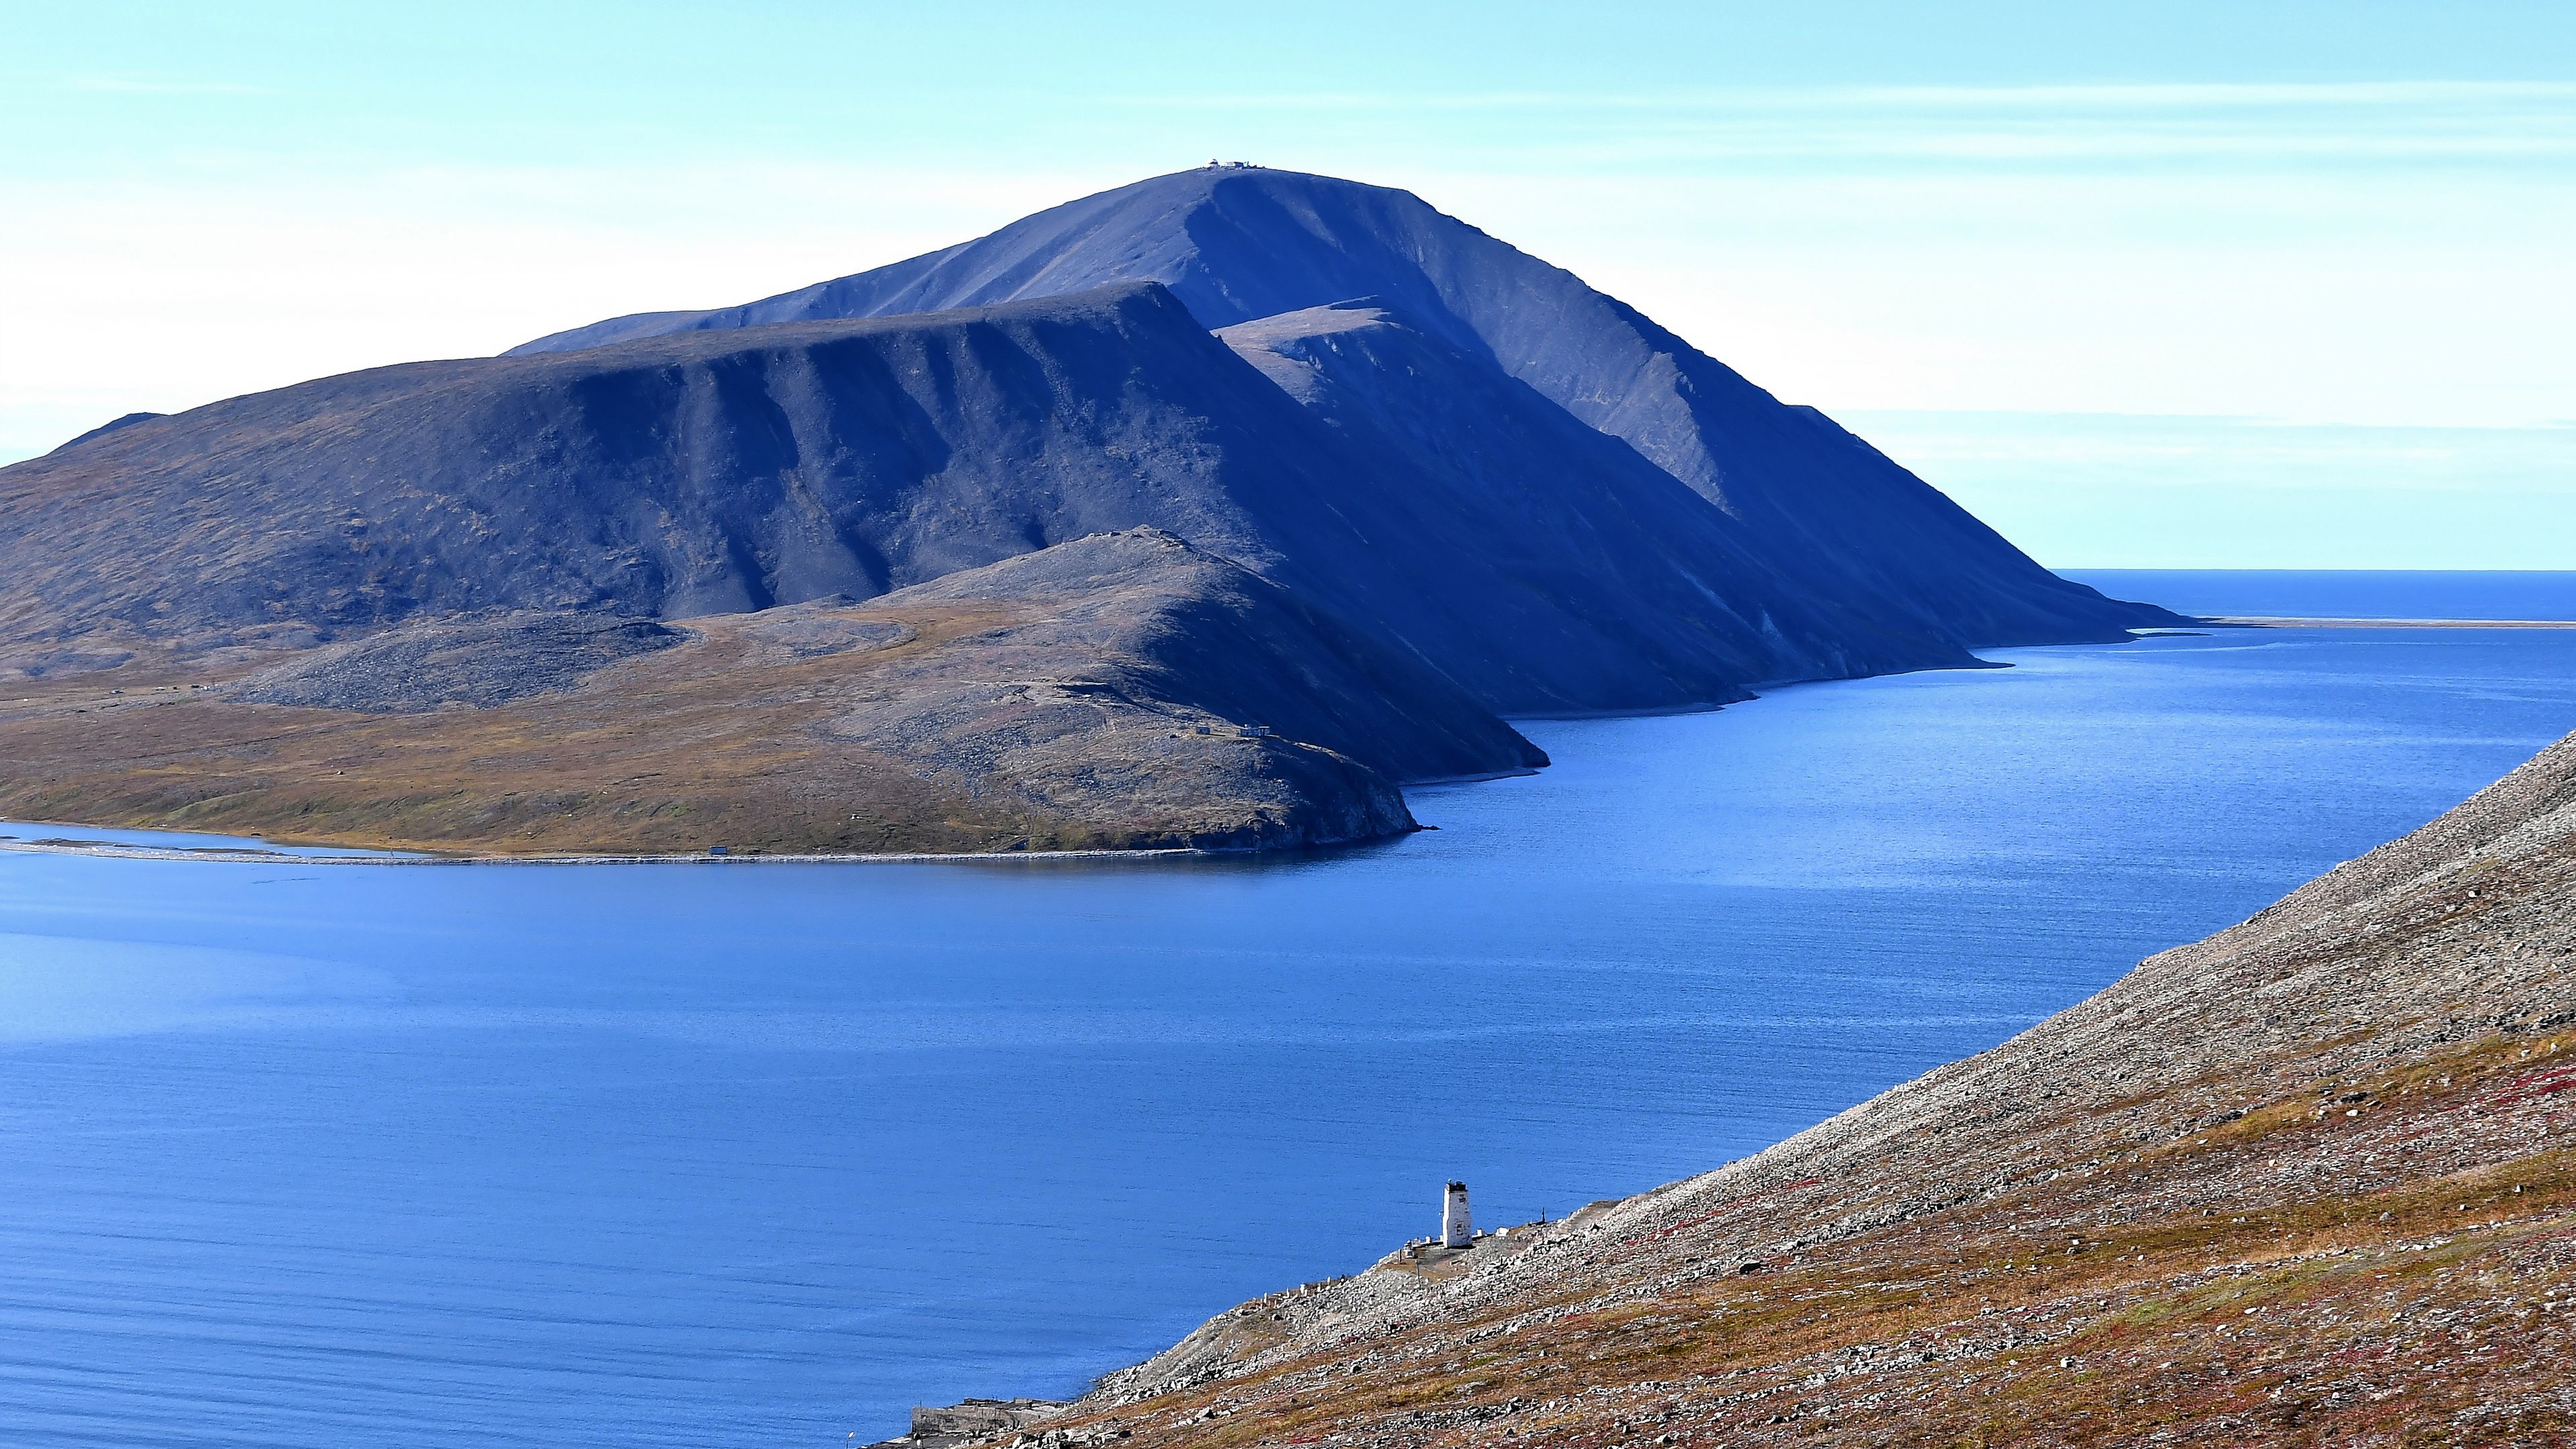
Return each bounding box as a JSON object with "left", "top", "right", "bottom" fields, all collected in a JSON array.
[
  {"left": 512, "top": 166, "right": 2157, "bottom": 653},
  {"left": 0, "top": 169, "right": 2176, "bottom": 855}
]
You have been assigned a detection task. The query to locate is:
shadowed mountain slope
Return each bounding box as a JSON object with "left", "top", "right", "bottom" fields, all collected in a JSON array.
[
  {"left": 2, "top": 284, "right": 1285, "bottom": 645},
  {"left": 866, "top": 529, "right": 1545, "bottom": 786},
  {"left": 1, "top": 282, "right": 2040, "bottom": 720},
  {"left": 511, "top": 166, "right": 2166, "bottom": 651},
  {"left": 1217, "top": 299, "right": 1916, "bottom": 694}
]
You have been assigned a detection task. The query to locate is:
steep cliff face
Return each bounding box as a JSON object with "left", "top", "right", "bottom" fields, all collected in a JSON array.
[
  {"left": 1, "top": 284, "right": 1293, "bottom": 646},
  {"left": 1218, "top": 299, "right": 1933, "bottom": 695},
  {"left": 511, "top": 166, "right": 2170, "bottom": 653}
]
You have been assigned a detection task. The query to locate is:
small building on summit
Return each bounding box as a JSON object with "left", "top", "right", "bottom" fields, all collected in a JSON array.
[{"left": 1442, "top": 1180, "right": 1472, "bottom": 1248}]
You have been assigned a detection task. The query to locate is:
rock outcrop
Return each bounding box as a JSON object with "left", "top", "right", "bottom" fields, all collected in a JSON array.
[{"left": 233, "top": 611, "right": 686, "bottom": 712}]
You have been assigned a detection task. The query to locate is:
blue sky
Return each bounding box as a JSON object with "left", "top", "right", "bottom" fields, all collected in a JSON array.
[{"left": 5, "top": 1, "right": 2571, "bottom": 566}]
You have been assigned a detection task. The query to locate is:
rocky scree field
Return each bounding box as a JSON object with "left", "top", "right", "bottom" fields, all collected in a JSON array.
[{"left": 956, "top": 729, "right": 2576, "bottom": 1447}]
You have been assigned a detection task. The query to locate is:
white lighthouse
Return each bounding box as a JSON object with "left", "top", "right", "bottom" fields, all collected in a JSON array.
[{"left": 1441, "top": 1180, "right": 1472, "bottom": 1248}]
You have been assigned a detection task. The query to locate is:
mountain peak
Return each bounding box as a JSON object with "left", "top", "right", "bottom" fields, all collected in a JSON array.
[
  {"left": 502, "top": 166, "right": 1459, "bottom": 358},
  {"left": 502, "top": 169, "right": 2159, "bottom": 651}
]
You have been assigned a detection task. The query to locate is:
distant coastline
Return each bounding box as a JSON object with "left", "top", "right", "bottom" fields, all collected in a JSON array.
[
  {"left": 17, "top": 613, "right": 2576, "bottom": 863},
  {"left": 2065, "top": 568, "right": 2576, "bottom": 626},
  {"left": 2206, "top": 614, "right": 2576, "bottom": 629},
  {"left": 0, "top": 831, "right": 1202, "bottom": 868}
]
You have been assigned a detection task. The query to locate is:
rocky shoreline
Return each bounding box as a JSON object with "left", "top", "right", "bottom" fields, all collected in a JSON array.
[{"left": 0, "top": 834, "right": 1208, "bottom": 867}]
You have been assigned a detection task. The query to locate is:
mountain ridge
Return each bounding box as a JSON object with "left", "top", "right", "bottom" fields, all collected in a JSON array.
[
  {"left": 0, "top": 170, "right": 2179, "bottom": 855},
  {"left": 509, "top": 166, "right": 2167, "bottom": 653}
]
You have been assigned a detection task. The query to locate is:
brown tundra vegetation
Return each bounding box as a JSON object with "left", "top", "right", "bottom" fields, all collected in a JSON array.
[{"left": 964, "top": 729, "right": 2576, "bottom": 1448}]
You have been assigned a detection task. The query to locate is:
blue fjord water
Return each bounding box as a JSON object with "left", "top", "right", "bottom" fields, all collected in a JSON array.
[{"left": 5, "top": 583, "right": 2576, "bottom": 1446}]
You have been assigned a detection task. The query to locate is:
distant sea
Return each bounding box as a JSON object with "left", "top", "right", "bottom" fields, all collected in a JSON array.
[
  {"left": 2068, "top": 568, "right": 2576, "bottom": 621},
  {"left": 3, "top": 572, "right": 2574, "bottom": 1446}
]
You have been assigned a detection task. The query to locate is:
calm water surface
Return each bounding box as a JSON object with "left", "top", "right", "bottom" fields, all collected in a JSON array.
[
  {"left": 2069, "top": 568, "right": 2576, "bottom": 621},
  {"left": 5, "top": 608, "right": 2576, "bottom": 1445}
]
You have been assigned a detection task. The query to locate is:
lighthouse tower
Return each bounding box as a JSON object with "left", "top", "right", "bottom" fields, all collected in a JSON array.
[{"left": 1441, "top": 1181, "right": 1472, "bottom": 1248}]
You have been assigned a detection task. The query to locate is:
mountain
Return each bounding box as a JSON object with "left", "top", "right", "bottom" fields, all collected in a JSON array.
[
  {"left": 48, "top": 411, "right": 164, "bottom": 453},
  {"left": 0, "top": 169, "right": 2180, "bottom": 855},
  {"left": 1216, "top": 299, "right": 1888, "bottom": 698},
  {"left": 512, "top": 166, "right": 2162, "bottom": 653},
  {"left": 0, "top": 281, "right": 2029, "bottom": 715},
  {"left": 926, "top": 728, "right": 2576, "bottom": 1444}
]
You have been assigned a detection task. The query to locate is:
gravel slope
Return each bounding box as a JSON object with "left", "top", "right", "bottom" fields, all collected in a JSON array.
[{"left": 957, "top": 731, "right": 2576, "bottom": 1446}]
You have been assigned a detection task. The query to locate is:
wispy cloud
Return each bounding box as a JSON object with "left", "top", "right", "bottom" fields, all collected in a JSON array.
[
  {"left": 1817, "top": 81, "right": 2576, "bottom": 110},
  {"left": 1102, "top": 80, "right": 2576, "bottom": 112},
  {"left": 1102, "top": 80, "right": 2576, "bottom": 166}
]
